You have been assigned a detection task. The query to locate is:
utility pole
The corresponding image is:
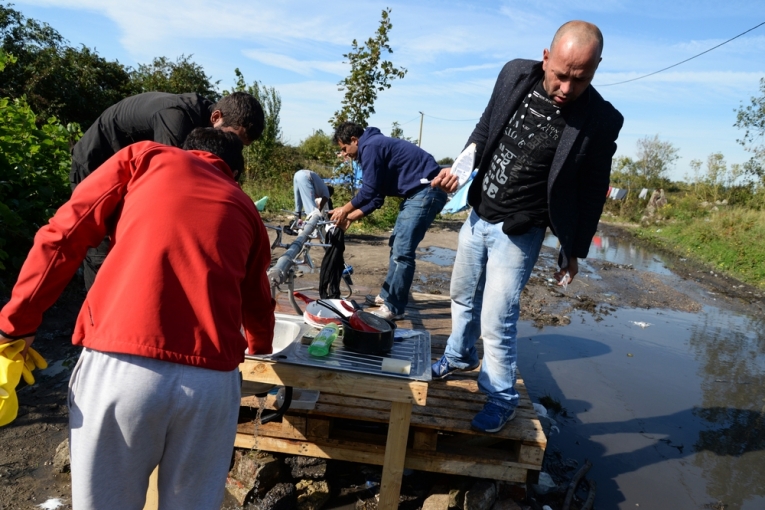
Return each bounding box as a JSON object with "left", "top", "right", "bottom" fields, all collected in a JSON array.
[{"left": 418, "top": 111, "right": 424, "bottom": 147}]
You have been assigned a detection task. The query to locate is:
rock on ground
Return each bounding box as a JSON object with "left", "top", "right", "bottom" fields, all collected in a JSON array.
[
  {"left": 296, "top": 479, "right": 330, "bottom": 510},
  {"left": 285, "top": 455, "right": 327, "bottom": 479},
  {"left": 464, "top": 480, "right": 497, "bottom": 510},
  {"left": 226, "top": 451, "right": 282, "bottom": 505},
  {"left": 53, "top": 438, "right": 70, "bottom": 473}
]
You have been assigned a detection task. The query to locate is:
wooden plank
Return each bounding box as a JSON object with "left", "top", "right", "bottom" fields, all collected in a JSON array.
[
  {"left": 412, "top": 429, "right": 438, "bottom": 451},
  {"left": 237, "top": 415, "right": 307, "bottom": 440},
  {"left": 299, "top": 401, "right": 545, "bottom": 445},
  {"left": 234, "top": 434, "right": 537, "bottom": 483},
  {"left": 143, "top": 466, "right": 158, "bottom": 510},
  {"left": 519, "top": 444, "right": 545, "bottom": 466},
  {"left": 411, "top": 291, "right": 453, "bottom": 302},
  {"left": 379, "top": 402, "right": 413, "bottom": 510},
  {"left": 239, "top": 360, "right": 427, "bottom": 405},
  {"left": 306, "top": 417, "right": 331, "bottom": 439}
]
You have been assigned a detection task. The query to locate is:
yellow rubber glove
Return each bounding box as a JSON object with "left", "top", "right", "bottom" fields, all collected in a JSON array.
[
  {"left": 0, "top": 340, "right": 26, "bottom": 427},
  {"left": 20, "top": 347, "right": 48, "bottom": 385}
]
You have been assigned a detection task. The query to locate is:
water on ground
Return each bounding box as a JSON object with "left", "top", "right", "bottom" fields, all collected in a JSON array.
[{"left": 518, "top": 233, "right": 765, "bottom": 510}]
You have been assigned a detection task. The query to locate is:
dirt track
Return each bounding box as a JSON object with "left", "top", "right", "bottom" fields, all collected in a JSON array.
[{"left": 1, "top": 217, "right": 762, "bottom": 509}]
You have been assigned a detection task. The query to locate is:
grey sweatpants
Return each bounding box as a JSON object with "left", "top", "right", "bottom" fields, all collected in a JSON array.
[{"left": 68, "top": 348, "right": 241, "bottom": 510}]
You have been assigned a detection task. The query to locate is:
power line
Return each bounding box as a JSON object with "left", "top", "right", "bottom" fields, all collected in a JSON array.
[
  {"left": 398, "top": 115, "right": 421, "bottom": 125},
  {"left": 599, "top": 20, "right": 765, "bottom": 87},
  {"left": 423, "top": 113, "right": 476, "bottom": 122}
]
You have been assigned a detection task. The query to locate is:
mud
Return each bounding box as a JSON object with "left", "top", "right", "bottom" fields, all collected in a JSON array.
[{"left": 0, "top": 216, "right": 763, "bottom": 509}]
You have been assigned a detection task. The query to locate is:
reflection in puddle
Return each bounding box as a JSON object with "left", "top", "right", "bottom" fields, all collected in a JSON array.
[
  {"left": 416, "top": 246, "right": 456, "bottom": 267},
  {"left": 518, "top": 306, "right": 765, "bottom": 509},
  {"left": 544, "top": 230, "right": 672, "bottom": 275}
]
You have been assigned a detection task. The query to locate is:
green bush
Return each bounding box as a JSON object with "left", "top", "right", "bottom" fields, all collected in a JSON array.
[{"left": 0, "top": 90, "right": 77, "bottom": 276}]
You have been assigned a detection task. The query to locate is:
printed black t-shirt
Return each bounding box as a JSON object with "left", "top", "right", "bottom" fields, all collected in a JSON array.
[{"left": 476, "top": 79, "right": 566, "bottom": 234}]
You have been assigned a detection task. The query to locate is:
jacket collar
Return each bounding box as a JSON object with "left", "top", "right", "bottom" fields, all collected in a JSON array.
[
  {"left": 486, "top": 63, "right": 543, "bottom": 152},
  {"left": 548, "top": 86, "right": 591, "bottom": 191}
]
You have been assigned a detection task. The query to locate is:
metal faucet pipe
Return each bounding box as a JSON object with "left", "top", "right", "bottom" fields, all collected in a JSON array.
[{"left": 267, "top": 210, "right": 325, "bottom": 293}]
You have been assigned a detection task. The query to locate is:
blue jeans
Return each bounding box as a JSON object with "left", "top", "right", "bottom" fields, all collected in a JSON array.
[
  {"left": 444, "top": 210, "right": 545, "bottom": 410},
  {"left": 294, "top": 170, "right": 330, "bottom": 216},
  {"left": 379, "top": 186, "right": 447, "bottom": 315}
]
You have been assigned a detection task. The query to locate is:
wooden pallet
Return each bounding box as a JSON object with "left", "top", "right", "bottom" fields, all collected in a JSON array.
[
  {"left": 235, "top": 292, "right": 546, "bottom": 485},
  {"left": 237, "top": 373, "right": 543, "bottom": 483}
]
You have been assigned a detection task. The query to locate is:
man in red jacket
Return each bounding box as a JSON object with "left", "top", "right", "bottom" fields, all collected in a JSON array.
[{"left": 0, "top": 128, "right": 275, "bottom": 509}]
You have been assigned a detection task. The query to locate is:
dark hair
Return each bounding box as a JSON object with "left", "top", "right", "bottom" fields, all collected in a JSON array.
[
  {"left": 332, "top": 122, "right": 365, "bottom": 144},
  {"left": 212, "top": 92, "right": 265, "bottom": 142},
  {"left": 183, "top": 128, "right": 244, "bottom": 179}
]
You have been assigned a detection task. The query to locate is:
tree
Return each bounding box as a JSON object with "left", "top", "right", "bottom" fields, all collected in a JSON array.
[
  {"left": 0, "top": 49, "right": 77, "bottom": 278},
  {"left": 1, "top": 4, "right": 135, "bottom": 129},
  {"left": 299, "top": 130, "right": 337, "bottom": 167},
  {"left": 734, "top": 77, "right": 765, "bottom": 182},
  {"left": 330, "top": 8, "right": 407, "bottom": 128},
  {"left": 229, "top": 69, "right": 292, "bottom": 181},
  {"left": 635, "top": 135, "right": 679, "bottom": 186},
  {"left": 390, "top": 121, "right": 414, "bottom": 142},
  {"left": 130, "top": 55, "right": 220, "bottom": 101}
]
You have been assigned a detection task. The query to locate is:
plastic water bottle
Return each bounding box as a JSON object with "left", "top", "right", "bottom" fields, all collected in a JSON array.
[{"left": 308, "top": 323, "right": 339, "bottom": 357}]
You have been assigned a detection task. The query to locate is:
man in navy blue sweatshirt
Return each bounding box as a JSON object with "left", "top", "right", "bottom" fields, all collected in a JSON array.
[{"left": 330, "top": 122, "right": 447, "bottom": 320}]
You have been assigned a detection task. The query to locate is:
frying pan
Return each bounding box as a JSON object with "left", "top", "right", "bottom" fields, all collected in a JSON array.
[{"left": 293, "top": 292, "right": 352, "bottom": 328}]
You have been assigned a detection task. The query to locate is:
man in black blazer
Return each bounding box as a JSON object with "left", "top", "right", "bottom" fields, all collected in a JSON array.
[{"left": 431, "top": 21, "right": 623, "bottom": 432}]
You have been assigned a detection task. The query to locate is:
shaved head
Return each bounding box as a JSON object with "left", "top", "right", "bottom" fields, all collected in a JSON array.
[
  {"left": 542, "top": 21, "right": 603, "bottom": 105},
  {"left": 550, "top": 20, "right": 604, "bottom": 58}
]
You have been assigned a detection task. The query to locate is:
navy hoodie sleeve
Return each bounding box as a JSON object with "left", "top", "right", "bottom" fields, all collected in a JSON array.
[{"left": 350, "top": 143, "right": 386, "bottom": 215}]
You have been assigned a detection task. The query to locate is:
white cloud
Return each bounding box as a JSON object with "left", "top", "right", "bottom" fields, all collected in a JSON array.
[{"left": 242, "top": 50, "right": 346, "bottom": 77}]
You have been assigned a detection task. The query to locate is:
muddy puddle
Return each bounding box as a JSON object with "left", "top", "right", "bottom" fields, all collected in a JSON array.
[
  {"left": 416, "top": 245, "right": 456, "bottom": 267},
  {"left": 514, "top": 234, "right": 765, "bottom": 509},
  {"left": 410, "top": 230, "right": 764, "bottom": 509},
  {"left": 543, "top": 230, "right": 673, "bottom": 275}
]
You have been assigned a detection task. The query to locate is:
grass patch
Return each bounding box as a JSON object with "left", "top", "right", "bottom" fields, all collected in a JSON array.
[
  {"left": 242, "top": 176, "right": 403, "bottom": 234},
  {"left": 634, "top": 207, "right": 765, "bottom": 288}
]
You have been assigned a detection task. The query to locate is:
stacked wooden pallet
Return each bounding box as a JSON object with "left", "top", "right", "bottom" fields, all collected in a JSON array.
[{"left": 235, "top": 292, "right": 546, "bottom": 485}]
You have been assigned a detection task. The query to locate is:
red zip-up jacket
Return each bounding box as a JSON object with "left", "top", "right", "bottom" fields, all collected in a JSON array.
[{"left": 0, "top": 142, "right": 275, "bottom": 371}]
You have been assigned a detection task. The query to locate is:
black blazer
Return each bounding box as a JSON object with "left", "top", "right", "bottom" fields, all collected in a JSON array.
[{"left": 466, "top": 59, "right": 624, "bottom": 268}]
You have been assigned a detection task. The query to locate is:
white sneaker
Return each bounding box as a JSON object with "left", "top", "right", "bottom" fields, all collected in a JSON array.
[
  {"left": 373, "top": 304, "right": 404, "bottom": 321},
  {"left": 365, "top": 294, "right": 384, "bottom": 306}
]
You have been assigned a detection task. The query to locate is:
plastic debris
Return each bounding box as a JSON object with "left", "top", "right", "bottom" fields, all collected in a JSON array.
[
  {"left": 631, "top": 321, "right": 652, "bottom": 328},
  {"left": 533, "top": 403, "right": 548, "bottom": 418},
  {"left": 38, "top": 500, "right": 65, "bottom": 510}
]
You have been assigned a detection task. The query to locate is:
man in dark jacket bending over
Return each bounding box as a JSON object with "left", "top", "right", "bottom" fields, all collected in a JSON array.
[
  {"left": 430, "top": 21, "right": 624, "bottom": 433},
  {"left": 70, "top": 91, "right": 265, "bottom": 290},
  {"left": 330, "top": 122, "right": 447, "bottom": 321}
]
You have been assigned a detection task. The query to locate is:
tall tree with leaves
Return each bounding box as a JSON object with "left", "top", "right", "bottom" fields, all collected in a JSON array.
[
  {"left": 330, "top": 8, "right": 406, "bottom": 128},
  {"left": 229, "top": 68, "right": 291, "bottom": 180},
  {"left": 734, "top": 77, "right": 765, "bottom": 182},
  {"left": 1, "top": 4, "right": 135, "bottom": 129},
  {"left": 130, "top": 55, "right": 221, "bottom": 101},
  {"left": 0, "top": 49, "right": 77, "bottom": 278}
]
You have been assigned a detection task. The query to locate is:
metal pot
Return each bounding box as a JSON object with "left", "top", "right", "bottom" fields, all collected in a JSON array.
[
  {"left": 316, "top": 300, "right": 397, "bottom": 355},
  {"left": 341, "top": 322, "right": 396, "bottom": 355}
]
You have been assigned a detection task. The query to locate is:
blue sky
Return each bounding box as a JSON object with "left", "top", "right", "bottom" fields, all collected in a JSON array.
[{"left": 12, "top": 0, "right": 765, "bottom": 181}]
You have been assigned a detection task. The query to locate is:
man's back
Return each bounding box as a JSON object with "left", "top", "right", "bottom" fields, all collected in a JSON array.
[
  {"left": 3, "top": 141, "right": 273, "bottom": 370},
  {"left": 70, "top": 92, "right": 213, "bottom": 187}
]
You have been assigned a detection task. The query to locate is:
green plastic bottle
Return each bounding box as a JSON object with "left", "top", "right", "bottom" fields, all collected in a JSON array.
[{"left": 308, "top": 323, "right": 339, "bottom": 357}]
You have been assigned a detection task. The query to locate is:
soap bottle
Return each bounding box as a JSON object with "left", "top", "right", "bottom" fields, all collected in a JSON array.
[{"left": 308, "top": 323, "right": 340, "bottom": 357}]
